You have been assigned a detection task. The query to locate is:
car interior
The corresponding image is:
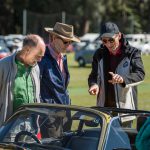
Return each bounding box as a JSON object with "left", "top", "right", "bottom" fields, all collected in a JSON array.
[
  {"left": 0, "top": 106, "right": 150, "bottom": 150},
  {"left": 0, "top": 107, "right": 102, "bottom": 150}
]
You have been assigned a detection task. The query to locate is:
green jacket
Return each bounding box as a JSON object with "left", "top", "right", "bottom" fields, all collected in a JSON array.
[
  {"left": 0, "top": 52, "right": 40, "bottom": 126},
  {"left": 135, "top": 117, "right": 150, "bottom": 150}
]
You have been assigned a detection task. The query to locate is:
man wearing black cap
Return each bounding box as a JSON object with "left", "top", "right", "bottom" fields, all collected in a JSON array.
[{"left": 88, "top": 22, "right": 145, "bottom": 122}]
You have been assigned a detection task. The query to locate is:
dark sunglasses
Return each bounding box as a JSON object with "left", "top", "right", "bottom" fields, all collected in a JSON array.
[
  {"left": 57, "top": 37, "right": 71, "bottom": 44},
  {"left": 102, "top": 38, "right": 115, "bottom": 44}
]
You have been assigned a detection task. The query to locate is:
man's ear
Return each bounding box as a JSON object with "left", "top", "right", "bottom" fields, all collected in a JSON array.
[
  {"left": 23, "top": 46, "right": 30, "bottom": 55},
  {"left": 26, "top": 46, "right": 31, "bottom": 52}
]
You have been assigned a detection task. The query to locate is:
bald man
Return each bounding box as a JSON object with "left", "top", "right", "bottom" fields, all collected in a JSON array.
[{"left": 0, "top": 34, "right": 45, "bottom": 126}]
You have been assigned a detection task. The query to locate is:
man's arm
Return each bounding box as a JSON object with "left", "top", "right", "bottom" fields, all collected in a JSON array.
[
  {"left": 88, "top": 49, "right": 101, "bottom": 95},
  {"left": 122, "top": 50, "right": 145, "bottom": 87},
  {"left": 88, "top": 50, "right": 100, "bottom": 87}
]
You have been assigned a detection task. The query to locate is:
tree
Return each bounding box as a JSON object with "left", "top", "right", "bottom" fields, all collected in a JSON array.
[
  {"left": 0, "top": 0, "right": 15, "bottom": 34},
  {"left": 1, "top": 0, "right": 150, "bottom": 35}
]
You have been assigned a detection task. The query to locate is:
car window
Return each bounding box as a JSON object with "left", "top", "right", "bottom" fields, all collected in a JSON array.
[
  {"left": 0, "top": 107, "right": 102, "bottom": 146},
  {"left": 71, "top": 111, "right": 102, "bottom": 132},
  {"left": 2, "top": 114, "right": 39, "bottom": 143}
]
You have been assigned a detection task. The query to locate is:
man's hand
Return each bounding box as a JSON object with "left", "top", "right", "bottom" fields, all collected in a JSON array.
[
  {"left": 108, "top": 72, "right": 124, "bottom": 84},
  {"left": 88, "top": 84, "right": 99, "bottom": 95}
]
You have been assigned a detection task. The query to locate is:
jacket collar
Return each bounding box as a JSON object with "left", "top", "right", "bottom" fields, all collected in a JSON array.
[{"left": 45, "top": 46, "right": 67, "bottom": 61}]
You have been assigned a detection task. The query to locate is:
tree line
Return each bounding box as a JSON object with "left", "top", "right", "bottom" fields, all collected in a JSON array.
[{"left": 0, "top": 0, "right": 150, "bottom": 36}]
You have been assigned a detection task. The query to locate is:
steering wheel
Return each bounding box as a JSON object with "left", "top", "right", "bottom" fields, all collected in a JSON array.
[{"left": 14, "top": 131, "right": 41, "bottom": 144}]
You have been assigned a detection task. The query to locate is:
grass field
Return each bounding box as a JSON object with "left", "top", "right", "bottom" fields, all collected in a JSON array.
[{"left": 67, "top": 53, "right": 150, "bottom": 110}]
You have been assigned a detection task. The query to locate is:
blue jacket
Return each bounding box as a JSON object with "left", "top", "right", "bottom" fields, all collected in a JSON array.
[{"left": 38, "top": 47, "right": 70, "bottom": 104}]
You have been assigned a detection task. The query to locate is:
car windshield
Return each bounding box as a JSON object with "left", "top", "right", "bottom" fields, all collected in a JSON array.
[{"left": 0, "top": 106, "right": 102, "bottom": 149}]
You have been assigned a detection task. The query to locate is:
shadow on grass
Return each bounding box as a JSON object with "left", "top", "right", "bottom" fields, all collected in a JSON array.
[{"left": 69, "top": 65, "right": 92, "bottom": 69}]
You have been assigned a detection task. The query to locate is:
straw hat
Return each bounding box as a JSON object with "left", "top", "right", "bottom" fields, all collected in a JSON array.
[{"left": 44, "top": 22, "right": 80, "bottom": 43}]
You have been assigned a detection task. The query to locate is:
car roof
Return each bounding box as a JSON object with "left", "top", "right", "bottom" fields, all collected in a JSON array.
[
  {"left": 16, "top": 103, "right": 150, "bottom": 117},
  {"left": 91, "top": 106, "right": 150, "bottom": 116},
  {"left": 16, "top": 104, "right": 112, "bottom": 122}
]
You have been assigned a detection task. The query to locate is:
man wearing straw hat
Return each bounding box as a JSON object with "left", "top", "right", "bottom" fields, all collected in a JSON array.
[{"left": 38, "top": 22, "right": 80, "bottom": 105}]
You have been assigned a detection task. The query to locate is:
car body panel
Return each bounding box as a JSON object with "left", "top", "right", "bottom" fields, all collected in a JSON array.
[{"left": 0, "top": 104, "right": 149, "bottom": 150}]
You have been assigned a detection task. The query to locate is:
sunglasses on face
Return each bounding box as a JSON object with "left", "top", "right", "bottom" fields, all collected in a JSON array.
[
  {"left": 57, "top": 37, "right": 72, "bottom": 45},
  {"left": 101, "top": 38, "right": 115, "bottom": 44},
  {"left": 101, "top": 34, "right": 119, "bottom": 44}
]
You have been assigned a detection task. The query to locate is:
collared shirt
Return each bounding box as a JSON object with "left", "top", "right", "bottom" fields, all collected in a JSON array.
[
  {"left": 13, "top": 60, "right": 34, "bottom": 112},
  {"left": 48, "top": 44, "right": 66, "bottom": 79}
]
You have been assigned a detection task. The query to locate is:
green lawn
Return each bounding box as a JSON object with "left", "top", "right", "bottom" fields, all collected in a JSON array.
[{"left": 67, "top": 53, "right": 150, "bottom": 110}]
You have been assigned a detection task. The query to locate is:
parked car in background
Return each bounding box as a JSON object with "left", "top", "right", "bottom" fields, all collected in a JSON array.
[
  {"left": 4, "top": 34, "right": 24, "bottom": 52},
  {"left": 80, "top": 33, "right": 100, "bottom": 42},
  {"left": 75, "top": 41, "right": 100, "bottom": 67},
  {"left": 73, "top": 33, "right": 100, "bottom": 52},
  {"left": 0, "top": 36, "right": 7, "bottom": 47},
  {"left": 125, "top": 34, "right": 148, "bottom": 46},
  {"left": 0, "top": 103, "right": 149, "bottom": 150},
  {"left": 125, "top": 34, "right": 150, "bottom": 55},
  {"left": 137, "top": 41, "right": 150, "bottom": 55},
  {"left": 0, "top": 45, "right": 11, "bottom": 59}
]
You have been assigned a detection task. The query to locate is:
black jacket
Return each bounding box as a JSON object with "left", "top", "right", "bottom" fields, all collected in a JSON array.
[{"left": 88, "top": 34, "right": 145, "bottom": 109}]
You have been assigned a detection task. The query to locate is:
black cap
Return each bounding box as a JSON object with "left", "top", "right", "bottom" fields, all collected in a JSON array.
[{"left": 100, "top": 22, "right": 119, "bottom": 38}]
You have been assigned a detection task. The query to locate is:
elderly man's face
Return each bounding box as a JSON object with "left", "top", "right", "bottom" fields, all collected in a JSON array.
[
  {"left": 51, "top": 35, "right": 72, "bottom": 54},
  {"left": 101, "top": 33, "right": 121, "bottom": 54},
  {"left": 25, "top": 41, "right": 45, "bottom": 66}
]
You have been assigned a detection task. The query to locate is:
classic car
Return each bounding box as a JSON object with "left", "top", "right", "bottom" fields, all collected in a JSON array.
[{"left": 0, "top": 103, "right": 149, "bottom": 150}]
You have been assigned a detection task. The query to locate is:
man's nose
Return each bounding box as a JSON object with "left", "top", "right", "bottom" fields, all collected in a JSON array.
[{"left": 106, "top": 42, "right": 112, "bottom": 47}]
